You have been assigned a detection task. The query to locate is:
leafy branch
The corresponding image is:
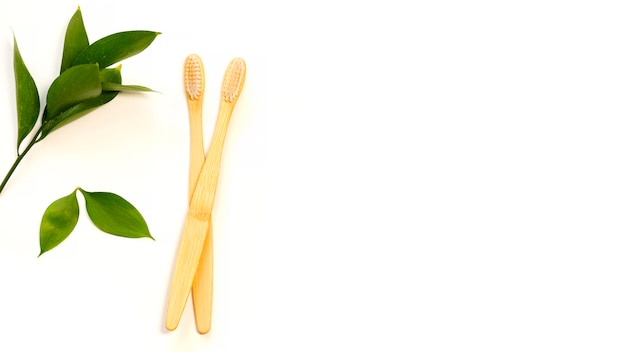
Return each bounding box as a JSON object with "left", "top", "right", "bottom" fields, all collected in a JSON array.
[{"left": 0, "top": 7, "right": 160, "bottom": 194}]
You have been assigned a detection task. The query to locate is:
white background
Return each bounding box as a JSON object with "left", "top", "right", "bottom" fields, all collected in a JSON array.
[{"left": 0, "top": 0, "right": 625, "bottom": 351}]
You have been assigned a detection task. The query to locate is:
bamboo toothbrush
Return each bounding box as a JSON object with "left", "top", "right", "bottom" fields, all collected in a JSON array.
[
  {"left": 184, "top": 54, "right": 206, "bottom": 195},
  {"left": 166, "top": 57, "right": 246, "bottom": 331},
  {"left": 183, "top": 54, "right": 214, "bottom": 334}
]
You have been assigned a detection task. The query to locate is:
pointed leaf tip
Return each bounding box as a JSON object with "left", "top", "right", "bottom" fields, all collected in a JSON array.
[
  {"left": 73, "top": 31, "right": 160, "bottom": 68},
  {"left": 102, "top": 82, "right": 159, "bottom": 93},
  {"left": 61, "top": 6, "right": 89, "bottom": 73}
]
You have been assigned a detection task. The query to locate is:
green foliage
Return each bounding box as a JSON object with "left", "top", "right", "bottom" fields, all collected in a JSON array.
[
  {"left": 73, "top": 30, "right": 160, "bottom": 68},
  {"left": 39, "top": 190, "right": 80, "bottom": 256},
  {"left": 13, "top": 35, "right": 40, "bottom": 153},
  {"left": 41, "top": 67, "right": 122, "bottom": 138},
  {"left": 60, "top": 7, "right": 89, "bottom": 73},
  {"left": 2, "top": 6, "right": 159, "bottom": 255},
  {"left": 45, "top": 63, "right": 102, "bottom": 119},
  {"left": 0, "top": 6, "right": 159, "bottom": 194},
  {"left": 102, "top": 82, "right": 158, "bottom": 93},
  {"left": 39, "top": 188, "right": 153, "bottom": 256},
  {"left": 80, "top": 189, "right": 153, "bottom": 239}
]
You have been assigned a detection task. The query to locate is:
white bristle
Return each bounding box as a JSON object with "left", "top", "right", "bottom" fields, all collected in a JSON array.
[
  {"left": 184, "top": 55, "right": 203, "bottom": 100},
  {"left": 222, "top": 58, "right": 246, "bottom": 103}
]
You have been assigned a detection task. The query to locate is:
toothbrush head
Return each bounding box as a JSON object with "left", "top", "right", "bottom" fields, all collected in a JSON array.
[
  {"left": 184, "top": 54, "right": 204, "bottom": 101},
  {"left": 221, "top": 57, "right": 246, "bottom": 104}
]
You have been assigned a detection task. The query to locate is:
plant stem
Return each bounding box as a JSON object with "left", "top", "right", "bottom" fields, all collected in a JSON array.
[{"left": 0, "top": 128, "right": 42, "bottom": 194}]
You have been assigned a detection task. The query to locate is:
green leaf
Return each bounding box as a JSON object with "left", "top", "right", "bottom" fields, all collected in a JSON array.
[
  {"left": 44, "top": 64, "right": 102, "bottom": 121},
  {"left": 41, "top": 68, "right": 121, "bottom": 138},
  {"left": 13, "top": 34, "right": 40, "bottom": 153},
  {"left": 39, "top": 190, "right": 79, "bottom": 256},
  {"left": 60, "top": 6, "right": 89, "bottom": 73},
  {"left": 73, "top": 31, "right": 160, "bottom": 68},
  {"left": 99, "top": 66, "right": 122, "bottom": 83},
  {"left": 79, "top": 188, "right": 153, "bottom": 239},
  {"left": 102, "top": 82, "right": 158, "bottom": 93}
]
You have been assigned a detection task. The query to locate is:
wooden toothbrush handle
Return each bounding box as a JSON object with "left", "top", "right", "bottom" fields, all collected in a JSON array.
[
  {"left": 166, "top": 102, "right": 235, "bottom": 331},
  {"left": 187, "top": 102, "right": 205, "bottom": 199},
  {"left": 191, "top": 103, "right": 234, "bottom": 211},
  {"left": 188, "top": 99, "right": 214, "bottom": 334},
  {"left": 192, "top": 225, "right": 213, "bottom": 334},
  {"left": 166, "top": 216, "right": 210, "bottom": 331}
]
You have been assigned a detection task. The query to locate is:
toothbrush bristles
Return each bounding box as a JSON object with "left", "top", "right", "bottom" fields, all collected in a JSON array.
[
  {"left": 184, "top": 55, "right": 203, "bottom": 101},
  {"left": 222, "top": 58, "right": 246, "bottom": 103}
]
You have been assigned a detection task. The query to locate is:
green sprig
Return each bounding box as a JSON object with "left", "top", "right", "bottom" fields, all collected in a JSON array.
[{"left": 0, "top": 7, "right": 160, "bottom": 194}]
